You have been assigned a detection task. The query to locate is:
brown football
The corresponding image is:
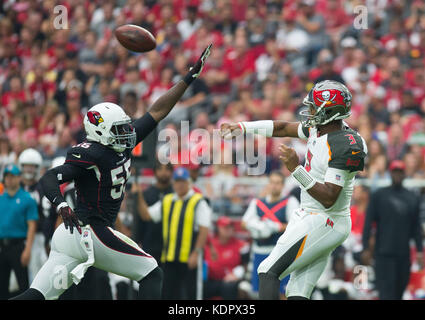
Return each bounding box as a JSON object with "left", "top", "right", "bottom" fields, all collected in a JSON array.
[{"left": 114, "top": 24, "right": 156, "bottom": 53}]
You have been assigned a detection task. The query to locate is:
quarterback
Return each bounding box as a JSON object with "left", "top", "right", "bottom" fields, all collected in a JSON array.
[
  {"left": 221, "top": 80, "right": 367, "bottom": 299},
  {"left": 11, "top": 45, "right": 212, "bottom": 300}
]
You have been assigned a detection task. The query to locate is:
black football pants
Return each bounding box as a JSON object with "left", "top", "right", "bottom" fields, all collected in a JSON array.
[
  {"left": 375, "top": 255, "right": 411, "bottom": 300},
  {"left": 0, "top": 240, "right": 29, "bottom": 299}
]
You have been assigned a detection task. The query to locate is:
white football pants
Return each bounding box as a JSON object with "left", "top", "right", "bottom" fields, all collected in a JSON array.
[
  {"left": 257, "top": 208, "right": 351, "bottom": 298},
  {"left": 30, "top": 223, "right": 158, "bottom": 300}
]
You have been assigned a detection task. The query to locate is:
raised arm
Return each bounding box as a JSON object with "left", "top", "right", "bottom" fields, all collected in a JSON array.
[{"left": 147, "top": 44, "right": 212, "bottom": 123}]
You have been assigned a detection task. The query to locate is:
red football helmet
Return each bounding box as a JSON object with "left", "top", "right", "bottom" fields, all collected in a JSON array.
[{"left": 300, "top": 80, "right": 352, "bottom": 127}]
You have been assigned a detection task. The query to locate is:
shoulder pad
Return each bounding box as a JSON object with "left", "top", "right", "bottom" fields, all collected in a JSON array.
[
  {"left": 65, "top": 142, "right": 99, "bottom": 168},
  {"left": 327, "top": 129, "right": 366, "bottom": 172}
]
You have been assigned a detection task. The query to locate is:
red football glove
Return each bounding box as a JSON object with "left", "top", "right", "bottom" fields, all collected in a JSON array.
[{"left": 57, "top": 203, "right": 82, "bottom": 235}]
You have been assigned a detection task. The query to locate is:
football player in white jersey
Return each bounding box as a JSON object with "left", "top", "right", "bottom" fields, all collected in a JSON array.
[{"left": 220, "top": 80, "right": 367, "bottom": 299}]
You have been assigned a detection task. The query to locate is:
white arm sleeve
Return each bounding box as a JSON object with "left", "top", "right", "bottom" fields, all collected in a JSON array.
[
  {"left": 297, "top": 123, "right": 309, "bottom": 141},
  {"left": 148, "top": 201, "right": 162, "bottom": 223},
  {"left": 324, "top": 167, "right": 350, "bottom": 187},
  {"left": 195, "top": 199, "right": 212, "bottom": 229}
]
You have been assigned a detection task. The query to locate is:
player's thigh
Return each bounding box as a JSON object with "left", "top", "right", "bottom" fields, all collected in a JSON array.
[
  {"left": 258, "top": 212, "right": 349, "bottom": 279},
  {"left": 51, "top": 223, "right": 89, "bottom": 261},
  {"left": 281, "top": 215, "right": 350, "bottom": 277},
  {"left": 285, "top": 251, "right": 330, "bottom": 298},
  {"left": 257, "top": 210, "right": 321, "bottom": 277},
  {"left": 90, "top": 225, "right": 158, "bottom": 281},
  {"left": 30, "top": 250, "right": 81, "bottom": 300}
]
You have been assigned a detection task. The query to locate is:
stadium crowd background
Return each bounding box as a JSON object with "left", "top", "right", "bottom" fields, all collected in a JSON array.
[{"left": 0, "top": 0, "right": 425, "bottom": 299}]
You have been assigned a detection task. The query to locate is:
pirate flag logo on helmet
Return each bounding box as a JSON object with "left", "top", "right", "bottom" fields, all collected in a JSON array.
[{"left": 87, "top": 111, "right": 104, "bottom": 126}]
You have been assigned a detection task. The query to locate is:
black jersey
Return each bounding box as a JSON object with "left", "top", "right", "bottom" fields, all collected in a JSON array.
[
  {"left": 40, "top": 112, "right": 158, "bottom": 227},
  {"left": 64, "top": 141, "right": 132, "bottom": 226}
]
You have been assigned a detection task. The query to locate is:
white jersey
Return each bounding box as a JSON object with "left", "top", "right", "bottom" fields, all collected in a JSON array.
[{"left": 297, "top": 123, "right": 368, "bottom": 217}]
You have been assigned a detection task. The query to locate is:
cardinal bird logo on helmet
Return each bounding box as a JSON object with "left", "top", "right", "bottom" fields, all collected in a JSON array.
[{"left": 87, "top": 111, "right": 104, "bottom": 126}]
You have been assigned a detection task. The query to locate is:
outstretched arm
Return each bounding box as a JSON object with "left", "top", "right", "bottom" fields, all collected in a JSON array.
[
  {"left": 132, "top": 44, "right": 212, "bottom": 144},
  {"left": 221, "top": 120, "right": 302, "bottom": 139},
  {"left": 147, "top": 44, "right": 212, "bottom": 123}
]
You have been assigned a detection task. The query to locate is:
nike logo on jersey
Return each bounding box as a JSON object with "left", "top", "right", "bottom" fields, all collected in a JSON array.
[
  {"left": 351, "top": 151, "right": 361, "bottom": 155},
  {"left": 73, "top": 153, "right": 81, "bottom": 158}
]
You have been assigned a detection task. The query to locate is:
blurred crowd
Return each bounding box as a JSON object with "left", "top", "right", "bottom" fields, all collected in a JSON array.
[
  {"left": 1, "top": 0, "right": 425, "bottom": 299},
  {"left": 0, "top": 0, "right": 424, "bottom": 182}
]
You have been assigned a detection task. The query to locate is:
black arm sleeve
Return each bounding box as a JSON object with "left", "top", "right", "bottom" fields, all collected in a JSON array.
[
  {"left": 133, "top": 112, "right": 158, "bottom": 145},
  {"left": 413, "top": 196, "right": 424, "bottom": 253},
  {"left": 362, "top": 191, "right": 378, "bottom": 250},
  {"left": 39, "top": 163, "right": 86, "bottom": 208}
]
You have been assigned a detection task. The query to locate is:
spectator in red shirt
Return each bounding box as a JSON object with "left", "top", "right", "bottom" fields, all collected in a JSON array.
[
  {"left": 1, "top": 75, "right": 28, "bottom": 115},
  {"left": 203, "top": 216, "right": 250, "bottom": 299},
  {"left": 222, "top": 35, "right": 256, "bottom": 89},
  {"left": 142, "top": 66, "right": 174, "bottom": 108},
  {"left": 202, "top": 47, "right": 231, "bottom": 94},
  {"left": 27, "top": 65, "right": 56, "bottom": 107},
  {"left": 350, "top": 185, "right": 369, "bottom": 237},
  {"left": 64, "top": 88, "right": 84, "bottom": 137}
]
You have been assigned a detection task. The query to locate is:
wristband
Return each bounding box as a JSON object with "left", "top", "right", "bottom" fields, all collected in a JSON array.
[
  {"left": 238, "top": 120, "right": 274, "bottom": 137},
  {"left": 291, "top": 165, "right": 316, "bottom": 190},
  {"left": 183, "top": 70, "right": 196, "bottom": 86},
  {"left": 56, "top": 202, "right": 69, "bottom": 212}
]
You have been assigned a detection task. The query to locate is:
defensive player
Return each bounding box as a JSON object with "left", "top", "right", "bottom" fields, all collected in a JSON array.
[
  {"left": 221, "top": 80, "right": 367, "bottom": 300},
  {"left": 11, "top": 44, "right": 212, "bottom": 300}
]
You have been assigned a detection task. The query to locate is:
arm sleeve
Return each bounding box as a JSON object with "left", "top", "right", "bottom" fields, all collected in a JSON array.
[
  {"left": 324, "top": 167, "right": 351, "bottom": 187},
  {"left": 242, "top": 199, "right": 259, "bottom": 225},
  {"left": 195, "top": 199, "right": 212, "bottom": 229},
  {"left": 412, "top": 196, "right": 424, "bottom": 253},
  {"left": 297, "top": 123, "right": 309, "bottom": 141},
  {"left": 362, "top": 191, "right": 378, "bottom": 250},
  {"left": 148, "top": 201, "right": 162, "bottom": 223},
  {"left": 133, "top": 112, "right": 158, "bottom": 145},
  {"left": 39, "top": 163, "right": 86, "bottom": 208}
]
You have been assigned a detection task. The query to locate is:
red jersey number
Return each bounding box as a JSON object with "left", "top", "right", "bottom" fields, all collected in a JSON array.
[{"left": 345, "top": 134, "right": 357, "bottom": 145}]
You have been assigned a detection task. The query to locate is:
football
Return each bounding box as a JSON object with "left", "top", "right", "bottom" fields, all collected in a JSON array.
[{"left": 114, "top": 24, "right": 156, "bottom": 53}]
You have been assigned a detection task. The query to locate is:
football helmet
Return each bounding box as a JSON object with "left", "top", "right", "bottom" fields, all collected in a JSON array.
[
  {"left": 18, "top": 148, "right": 43, "bottom": 180},
  {"left": 84, "top": 102, "right": 136, "bottom": 153},
  {"left": 300, "top": 80, "right": 352, "bottom": 127}
]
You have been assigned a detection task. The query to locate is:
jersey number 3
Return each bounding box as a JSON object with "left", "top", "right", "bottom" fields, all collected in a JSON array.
[{"left": 111, "top": 159, "right": 131, "bottom": 199}]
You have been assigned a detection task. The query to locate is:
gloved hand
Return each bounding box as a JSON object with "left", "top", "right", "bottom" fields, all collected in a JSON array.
[
  {"left": 57, "top": 202, "right": 82, "bottom": 234},
  {"left": 183, "top": 44, "right": 212, "bottom": 85}
]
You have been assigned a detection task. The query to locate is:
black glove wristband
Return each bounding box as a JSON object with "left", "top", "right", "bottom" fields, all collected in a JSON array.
[{"left": 183, "top": 71, "right": 196, "bottom": 86}]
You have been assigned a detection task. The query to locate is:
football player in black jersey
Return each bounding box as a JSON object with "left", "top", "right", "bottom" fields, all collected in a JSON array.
[{"left": 11, "top": 44, "right": 212, "bottom": 300}]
